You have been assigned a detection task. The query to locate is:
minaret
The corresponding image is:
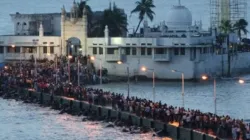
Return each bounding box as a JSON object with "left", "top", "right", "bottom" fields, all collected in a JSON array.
[
  {"left": 82, "top": 6, "right": 88, "bottom": 55},
  {"left": 39, "top": 22, "right": 44, "bottom": 37},
  {"left": 143, "top": 19, "right": 148, "bottom": 36},
  {"left": 70, "top": 0, "right": 78, "bottom": 20},
  {"left": 161, "top": 21, "right": 166, "bottom": 36},
  {"left": 61, "top": 5, "right": 66, "bottom": 55},
  {"left": 104, "top": 25, "right": 110, "bottom": 45}
]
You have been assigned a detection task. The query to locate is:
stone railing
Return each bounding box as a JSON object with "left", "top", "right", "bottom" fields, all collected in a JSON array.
[
  {"left": 105, "top": 54, "right": 121, "bottom": 61},
  {"left": 153, "top": 54, "right": 170, "bottom": 61},
  {"left": 17, "top": 89, "right": 220, "bottom": 140}
]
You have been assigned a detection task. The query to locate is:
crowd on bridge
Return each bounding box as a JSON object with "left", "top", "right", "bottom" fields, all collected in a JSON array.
[{"left": 0, "top": 58, "right": 250, "bottom": 140}]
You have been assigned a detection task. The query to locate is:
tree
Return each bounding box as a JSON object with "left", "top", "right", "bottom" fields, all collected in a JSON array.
[
  {"left": 219, "top": 20, "right": 234, "bottom": 77},
  {"left": 131, "top": 0, "right": 155, "bottom": 34},
  {"left": 92, "top": 3, "right": 127, "bottom": 37},
  {"left": 78, "top": 0, "right": 93, "bottom": 37},
  {"left": 233, "top": 19, "right": 248, "bottom": 42}
]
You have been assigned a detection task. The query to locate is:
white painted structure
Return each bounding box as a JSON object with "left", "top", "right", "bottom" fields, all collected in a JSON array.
[{"left": 0, "top": 1, "right": 249, "bottom": 79}]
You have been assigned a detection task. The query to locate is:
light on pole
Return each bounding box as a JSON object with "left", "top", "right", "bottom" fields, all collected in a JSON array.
[
  {"left": 201, "top": 75, "right": 217, "bottom": 115},
  {"left": 141, "top": 66, "right": 155, "bottom": 102},
  {"left": 239, "top": 79, "right": 245, "bottom": 84},
  {"left": 77, "top": 57, "right": 80, "bottom": 86},
  {"left": 91, "top": 56, "right": 103, "bottom": 85},
  {"left": 117, "top": 60, "right": 130, "bottom": 98},
  {"left": 171, "top": 70, "right": 185, "bottom": 108},
  {"left": 11, "top": 45, "right": 16, "bottom": 62},
  {"left": 55, "top": 55, "right": 58, "bottom": 84},
  {"left": 68, "top": 55, "right": 73, "bottom": 83}
]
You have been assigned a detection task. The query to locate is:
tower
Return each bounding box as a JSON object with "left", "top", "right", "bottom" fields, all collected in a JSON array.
[
  {"left": 82, "top": 6, "right": 88, "bottom": 55},
  {"left": 60, "top": 1, "right": 88, "bottom": 56},
  {"left": 61, "top": 5, "right": 66, "bottom": 55},
  {"left": 210, "top": 0, "right": 247, "bottom": 29},
  {"left": 39, "top": 22, "right": 44, "bottom": 37},
  {"left": 104, "top": 25, "right": 110, "bottom": 45}
]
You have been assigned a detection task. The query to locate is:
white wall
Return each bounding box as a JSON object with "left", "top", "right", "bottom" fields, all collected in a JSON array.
[
  {"left": 88, "top": 37, "right": 213, "bottom": 47},
  {"left": 196, "top": 52, "right": 250, "bottom": 78},
  {"left": 91, "top": 48, "right": 195, "bottom": 79}
]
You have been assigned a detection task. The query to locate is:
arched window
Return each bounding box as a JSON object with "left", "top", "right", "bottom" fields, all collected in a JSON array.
[
  {"left": 181, "top": 34, "right": 187, "bottom": 38},
  {"left": 22, "top": 22, "right": 27, "bottom": 30},
  {"left": 16, "top": 22, "right": 21, "bottom": 31}
]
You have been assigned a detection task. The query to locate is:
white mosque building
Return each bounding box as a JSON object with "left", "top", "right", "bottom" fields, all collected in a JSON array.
[{"left": 0, "top": 1, "right": 249, "bottom": 79}]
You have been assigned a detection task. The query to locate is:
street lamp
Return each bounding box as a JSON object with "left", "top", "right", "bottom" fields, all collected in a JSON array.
[
  {"left": 77, "top": 56, "right": 81, "bottom": 86},
  {"left": 117, "top": 60, "right": 130, "bottom": 98},
  {"left": 141, "top": 66, "right": 155, "bottom": 102},
  {"left": 171, "top": 69, "right": 185, "bottom": 108},
  {"left": 55, "top": 54, "right": 58, "bottom": 84},
  {"left": 201, "top": 75, "right": 217, "bottom": 115},
  {"left": 90, "top": 56, "right": 103, "bottom": 85},
  {"left": 11, "top": 45, "right": 16, "bottom": 61},
  {"left": 239, "top": 79, "right": 245, "bottom": 84},
  {"left": 68, "top": 55, "right": 73, "bottom": 83}
]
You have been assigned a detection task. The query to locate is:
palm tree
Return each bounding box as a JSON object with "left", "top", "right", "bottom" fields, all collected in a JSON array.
[
  {"left": 92, "top": 3, "right": 127, "bottom": 37},
  {"left": 219, "top": 20, "right": 234, "bottom": 77},
  {"left": 216, "top": 33, "right": 226, "bottom": 75},
  {"left": 233, "top": 19, "right": 248, "bottom": 42},
  {"left": 78, "top": 0, "right": 93, "bottom": 37},
  {"left": 131, "top": 0, "right": 155, "bottom": 34}
]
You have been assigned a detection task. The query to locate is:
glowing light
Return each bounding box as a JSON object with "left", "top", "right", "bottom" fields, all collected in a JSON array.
[
  {"left": 90, "top": 56, "right": 95, "bottom": 61},
  {"left": 141, "top": 66, "right": 147, "bottom": 72},
  {"left": 68, "top": 55, "right": 72, "bottom": 59},
  {"left": 201, "top": 75, "right": 208, "bottom": 80},
  {"left": 239, "top": 79, "right": 245, "bottom": 84},
  {"left": 11, "top": 45, "right": 15, "bottom": 48},
  {"left": 4, "top": 66, "right": 8, "bottom": 69},
  {"left": 47, "top": 53, "right": 51, "bottom": 56},
  {"left": 117, "top": 61, "right": 123, "bottom": 64},
  {"left": 71, "top": 45, "right": 74, "bottom": 48}
]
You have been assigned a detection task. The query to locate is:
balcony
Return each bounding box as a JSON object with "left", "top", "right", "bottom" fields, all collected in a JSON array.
[
  {"left": 153, "top": 54, "right": 170, "bottom": 61},
  {"left": 105, "top": 54, "right": 122, "bottom": 62},
  {"left": 5, "top": 53, "right": 36, "bottom": 60}
]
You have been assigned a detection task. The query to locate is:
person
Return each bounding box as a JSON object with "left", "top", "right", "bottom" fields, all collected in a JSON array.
[
  {"left": 232, "top": 125, "right": 237, "bottom": 140},
  {"left": 236, "top": 125, "right": 241, "bottom": 140}
]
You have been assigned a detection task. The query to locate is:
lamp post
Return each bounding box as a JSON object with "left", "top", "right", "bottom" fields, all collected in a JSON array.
[
  {"left": 56, "top": 56, "right": 58, "bottom": 84},
  {"left": 141, "top": 66, "right": 155, "bottom": 102},
  {"left": 77, "top": 57, "right": 80, "bottom": 86},
  {"left": 68, "top": 55, "right": 72, "bottom": 83},
  {"left": 71, "top": 44, "right": 74, "bottom": 55},
  {"left": 11, "top": 45, "right": 16, "bottom": 64},
  {"left": 117, "top": 61, "right": 130, "bottom": 98},
  {"left": 171, "top": 70, "right": 185, "bottom": 108},
  {"left": 201, "top": 75, "right": 217, "bottom": 115},
  {"left": 91, "top": 56, "right": 103, "bottom": 85}
]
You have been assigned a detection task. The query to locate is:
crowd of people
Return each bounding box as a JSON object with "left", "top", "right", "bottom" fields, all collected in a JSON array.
[{"left": 0, "top": 56, "right": 249, "bottom": 140}]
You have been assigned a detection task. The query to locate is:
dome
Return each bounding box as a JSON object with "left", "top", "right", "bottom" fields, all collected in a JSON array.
[{"left": 165, "top": 5, "right": 192, "bottom": 27}]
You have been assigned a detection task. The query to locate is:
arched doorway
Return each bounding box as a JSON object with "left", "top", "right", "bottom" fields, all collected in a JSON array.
[{"left": 66, "top": 37, "right": 81, "bottom": 56}]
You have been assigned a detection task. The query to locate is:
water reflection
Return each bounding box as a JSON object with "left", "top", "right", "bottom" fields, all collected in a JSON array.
[{"left": 0, "top": 98, "right": 163, "bottom": 140}]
